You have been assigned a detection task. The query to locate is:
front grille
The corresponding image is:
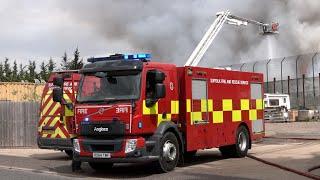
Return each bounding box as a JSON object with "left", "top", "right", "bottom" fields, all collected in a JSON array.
[
  {"left": 91, "top": 144, "right": 115, "bottom": 152},
  {"left": 82, "top": 139, "right": 123, "bottom": 152}
]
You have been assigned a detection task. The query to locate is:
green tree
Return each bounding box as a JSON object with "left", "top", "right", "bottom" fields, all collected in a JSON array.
[
  {"left": 69, "top": 48, "right": 83, "bottom": 70},
  {"left": 0, "top": 63, "right": 4, "bottom": 81},
  {"left": 3, "top": 58, "right": 12, "bottom": 81},
  {"left": 18, "top": 64, "right": 26, "bottom": 82},
  {"left": 48, "top": 58, "right": 55, "bottom": 72},
  {"left": 39, "top": 61, "right": 47, "bottom": 81},
  {"left": 61, "top": 52, "right": 70, "bottom": 70},
  {"left": 12, "top": 60, "right": 18, "bottom": 82},
  {"left": 26, "top": 60, "right": 37, "bottom": 82}
]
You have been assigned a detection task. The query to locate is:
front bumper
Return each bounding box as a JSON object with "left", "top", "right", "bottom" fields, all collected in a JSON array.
[
  {"left": 74, "top": 154, "right": 159, "bottom": 163},
  {"left": 37, "top": 137, "right": 73, "bottom": 150},
  {"left": 74, "top": 137, "right": 160, "bottom": 163}
]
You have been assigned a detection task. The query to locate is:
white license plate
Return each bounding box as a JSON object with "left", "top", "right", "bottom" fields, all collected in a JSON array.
[{"left": 93, "top": 153, "right": 111, "bottom": 159}]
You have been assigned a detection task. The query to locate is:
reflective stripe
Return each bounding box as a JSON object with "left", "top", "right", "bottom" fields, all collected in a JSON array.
[
  {"left": 256, "top": 99, "right": 263, "bottom": 110},
  {"left": 39, "top": 89, "right": 76, "bottom": 139},
  {"left": 249, "top": 110, "right": 257, "bottom": 120},
  {"left": 241, "top": 99, "right": 250, "bottom": 110},
  {"left": 208, "top": 99, "right": 213, "bottom": 112},
  {"left": 223, "top": 99, "right": 233, "bottom": 111},
  {"left": 187, "top": 98, "right": 263, "bottom": 124},
  {"left": 201, "top": 99, "right": 208, "bottom": 112},
  {"left": 232, "top": 110, "right": 242, "bottom": 122},
  {"left": 157, "top": 114, "right": 172, "bottom": 125},
  {"left": 65, "top": 106, "right": 74, "bottom": 117},
  {"left": 191, "top": 112, "right": 202, "bottom": 124},
  {"left": 143, "top": 100, "right": 180, "bottom": 126},
  {"left": 171, "top": 101, "right": 179, "bottom": 114},
  {"left": 213, "top": 111, "right": 223, "bottom": 123},
  {"left": 186, "top": 99, "right": 191, "bottom": 112},
  {"left": 143, "top": 100, "right": 158, "bottom": 115}
]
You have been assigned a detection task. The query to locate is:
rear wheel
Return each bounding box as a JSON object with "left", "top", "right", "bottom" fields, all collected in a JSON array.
[
  {"left": 88, "top": 162, "right": 113, "bottom": 171},
  {"left": 65, "top": 150, "right": 73, "bottom": 158},
  {"left": 219, "top": 145, "right": 232, "bottom": 158},
  {"left": 154, "top": 132, "right": 180, "bottom": 172},
  {"left": 219, "top": 126, "right": 249, "bottom": 158}
]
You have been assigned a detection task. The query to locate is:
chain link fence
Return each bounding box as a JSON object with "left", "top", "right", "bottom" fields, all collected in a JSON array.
[{"left": 224, "top": 52, "right": 320, "bottom": 110}]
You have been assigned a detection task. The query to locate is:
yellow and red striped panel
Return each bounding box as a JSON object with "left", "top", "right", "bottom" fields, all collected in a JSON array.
[
  {"left": 38, "top": 87, "right": 76, "bottom": 139},
  {"left": 143, "top": 100, "right": 179, "bottom": 125},
  {"left": 187, "top": 99, "right": 263, "bottom": 125}
]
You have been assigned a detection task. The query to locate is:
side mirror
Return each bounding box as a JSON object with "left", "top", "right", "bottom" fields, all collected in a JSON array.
[
  {"left": 53, "top": 88, "right": 63, "bottom": 103},
  {"left": 155, "top": 83, "right": 166, "bottom": 99},
  {"left": 53, "top": 76, "right": 64, "bottom": 87},
  {"left": 154, "top": 71, "right": 165, "bottom": 83}
]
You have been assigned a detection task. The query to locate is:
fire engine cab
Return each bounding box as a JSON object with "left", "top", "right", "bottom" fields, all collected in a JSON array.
[{"left": 53, "top": 53, "right": 264, "bottom": 172}]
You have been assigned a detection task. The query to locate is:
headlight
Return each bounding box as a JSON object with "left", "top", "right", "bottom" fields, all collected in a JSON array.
[
  {"left": 125, "top": 139, "right": 137, "bottom": 153},
  {"left": 73, "top": 139, "right": 80, "bottom": 153}
]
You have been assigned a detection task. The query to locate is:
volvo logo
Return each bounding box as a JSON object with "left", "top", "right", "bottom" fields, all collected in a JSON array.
[{"left": 98, "top": 108, "right": 105, "bottom": 115}]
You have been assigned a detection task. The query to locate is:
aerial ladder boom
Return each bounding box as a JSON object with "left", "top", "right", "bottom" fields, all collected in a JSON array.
[{"left": 185, "top": 10, "right": 278, "bottom": 67}]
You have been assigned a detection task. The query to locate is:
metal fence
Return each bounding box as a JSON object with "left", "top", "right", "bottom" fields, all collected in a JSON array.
[
  {"left": 0, "top": 102, "right": 39, "bottom": 147},
  {"left": 224, "top": 52, "right": 320, "bottom": 109}
]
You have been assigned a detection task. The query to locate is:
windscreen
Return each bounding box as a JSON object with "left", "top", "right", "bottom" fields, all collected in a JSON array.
[{"left": 77, "top": 71, "right": 141, "bottom": 103}]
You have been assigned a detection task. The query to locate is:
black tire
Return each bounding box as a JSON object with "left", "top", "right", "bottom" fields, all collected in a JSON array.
[
  {"left": 234, "top": 126, "right": 250, "bottom": 157},
  {"left": 65, "top": 150, "right": 73, "bottom": 158},
  {"left": 154, "top": 132, "right": 180, "bottom": 172},
  {"left": 219, "top": 126, "right": 249, "bottom": 158},
  {"left": 219, "top": 145, "right": 232, "bottom": 158},
  {"left": 88, "top": 162, "right": 113, "bottom": 171},
  {"left": 183, "top": 150, "right": 197, "bottom": 160}
]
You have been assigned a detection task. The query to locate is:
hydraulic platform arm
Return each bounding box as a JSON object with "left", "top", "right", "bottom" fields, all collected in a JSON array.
[{"left": 184, "top": 11, "right": 279, "bottom": 67}]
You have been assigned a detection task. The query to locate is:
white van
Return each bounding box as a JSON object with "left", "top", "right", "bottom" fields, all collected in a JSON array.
[{"left": 264, "top": 93, "right": 290, "bottom": 110}]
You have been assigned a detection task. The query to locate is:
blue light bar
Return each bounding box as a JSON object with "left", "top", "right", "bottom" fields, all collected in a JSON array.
[
  {"left": 124, "top": 53, "right": 151, "bottom": 60},
  {"left": 88, "top": 53, "right": 151, "bottom": 63}
]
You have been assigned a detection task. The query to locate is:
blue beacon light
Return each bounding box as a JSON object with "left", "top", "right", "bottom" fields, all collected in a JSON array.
[{"left": 124, "top": 53, "right": 151, "bottom": 60}]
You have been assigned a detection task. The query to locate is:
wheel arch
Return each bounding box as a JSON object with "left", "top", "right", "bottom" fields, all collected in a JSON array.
[{"left": 155, "top": 121, "right": 184, "bottom": 154}]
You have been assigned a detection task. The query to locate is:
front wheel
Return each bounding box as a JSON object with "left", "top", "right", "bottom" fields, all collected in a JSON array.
[{"left": 154, "top": 132, "right": 180, "bottom": 172}]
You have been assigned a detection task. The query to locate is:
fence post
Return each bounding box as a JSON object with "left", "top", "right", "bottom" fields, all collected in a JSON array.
[
  {"left": 288, "top": 76, "right": 290, "bottom": 95},
  {"left": 266, "top": 59, "right": 271, "bottom": 93},
  {"left": 240, "top": 63, "right": 245, "bottom": 72},
  {"left": 273, "top": 77, "right": 276, "bottom": 93},
  {"left": 312, "top": 53, "right": 318, "bottom": 98},
  {"left": 253, "top": 61, "right": 257, "bottom": 72},
  {"left": 302, "top": 74, "right": 305, "bottom": 109},
  {"left": 280, "top": 57, "right": 286, "bottom": 93},
  {"left": 295, "top": 56, "right": 300, "bottom": 100}
]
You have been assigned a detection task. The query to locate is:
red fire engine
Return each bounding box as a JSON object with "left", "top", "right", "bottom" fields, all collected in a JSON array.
[
  {"left": 38, "top": 71, "right": 80, "bottom": 157},
  {"left": 52, "top": 53, "right": 264, "bottom": 172},
  {"left": 51, "top": 11, "right": 273, "bottom": 172}
]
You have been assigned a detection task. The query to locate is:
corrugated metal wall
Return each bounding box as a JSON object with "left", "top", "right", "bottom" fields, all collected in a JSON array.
[
  {"left": 0, "top": 82, "right": 44, "bottom": 102},
  {"left": 0, "top": 102, "right": 39, "bottom": 147}
]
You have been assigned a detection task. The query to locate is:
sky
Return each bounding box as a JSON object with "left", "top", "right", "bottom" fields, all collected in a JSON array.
[{"left": 0, "top": 0, "right": 319, "bottom": 68}]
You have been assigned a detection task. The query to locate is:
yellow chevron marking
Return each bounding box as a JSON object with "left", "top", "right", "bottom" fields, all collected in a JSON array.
[
  {"left": 48, "top": 103, "right": 60, "bottom": 116},
  {"left": 49, "top": 117, "right": 60, "bottom": 127}
]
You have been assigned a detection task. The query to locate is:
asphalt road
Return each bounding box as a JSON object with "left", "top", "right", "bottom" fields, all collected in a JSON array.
[{"left": 0, "top": 122, "right": 319, "bottom": 180}]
